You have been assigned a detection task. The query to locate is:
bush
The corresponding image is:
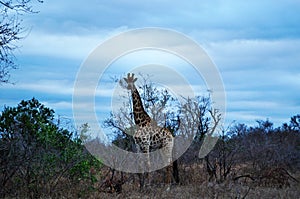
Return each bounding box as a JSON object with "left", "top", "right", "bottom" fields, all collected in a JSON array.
[{"left": 0, "top": 98, "right": 102, "bottom": 198}]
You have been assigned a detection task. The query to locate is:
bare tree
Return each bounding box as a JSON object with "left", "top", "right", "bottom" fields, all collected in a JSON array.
[
  {"left": 205, "top": 128, "right": 238, "bottom": 183},
  {"left": 177, "top": 95, "right": 222, "bottom": 166},
  {"left": 0, "top": 0, "right": 43, "bottom": 83},
  {"left": 218, "top": 119, "right": 300, "bottom": 188},
  {"left": 105, "top": 74, "right": 223, "bottom": 188}
]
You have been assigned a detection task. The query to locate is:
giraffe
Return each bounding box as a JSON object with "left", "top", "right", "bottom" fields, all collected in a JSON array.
[{"left": 121, "top": 73, "right": 174, "bottom": 189}]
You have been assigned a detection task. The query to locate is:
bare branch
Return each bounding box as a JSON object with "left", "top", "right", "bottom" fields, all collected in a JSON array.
[
  {"left": 0, "top": 0, "right": 43, "bottom": 83},
  {"left": 208, "top": 108, "right": 221, "bottom": 135}
]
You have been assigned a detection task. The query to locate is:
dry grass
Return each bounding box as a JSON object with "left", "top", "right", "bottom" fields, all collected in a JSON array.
[
  {"left": 89, "top": 164, "right": 300, "bottom": 199},
  {"left": 5, "top": 164, "right": 298, "bottom": 198},
  {"left": 91, "top": 181, "right": 300, "bottom": 199}
]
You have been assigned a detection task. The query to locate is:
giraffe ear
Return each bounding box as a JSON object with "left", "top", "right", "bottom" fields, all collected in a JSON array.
[{"left": 133, "top": 77, "right": 137, "bottom": 82}]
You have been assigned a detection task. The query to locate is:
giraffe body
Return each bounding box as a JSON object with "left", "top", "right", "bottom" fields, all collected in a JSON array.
[
  {"left": 134, "top": 125, "right": 173, "bottom": 153},
  {"left": 121, "top": 73, "right": 174, "bottom": 188}
]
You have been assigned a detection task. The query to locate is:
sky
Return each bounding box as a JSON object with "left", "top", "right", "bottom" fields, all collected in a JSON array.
[{"left": 1, "top": 0, "right": 300, "bottom": 133}]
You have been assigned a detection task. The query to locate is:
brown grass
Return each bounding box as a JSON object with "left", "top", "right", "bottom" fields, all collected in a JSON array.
[
  {"left": 90, "top": 181, "right": 300, "bottom": 199},
  {"left": 87, "top": 164, "right": 300, "bottom": 199}
]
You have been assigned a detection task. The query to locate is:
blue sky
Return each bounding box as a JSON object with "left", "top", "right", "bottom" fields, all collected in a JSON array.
[{"left": 1, "top": 0, "right": 300, "bottom": 130}]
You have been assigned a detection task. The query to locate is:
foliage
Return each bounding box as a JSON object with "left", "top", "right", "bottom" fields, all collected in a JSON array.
[
  {"left": 0, "top": 98, "right": 102, "bottom": 198},
  {"left": 205, "top": 117, "right": 300, "bottom": 185},
  {"left": 103, "top": 74, "right": 300, "bottom": 195}
]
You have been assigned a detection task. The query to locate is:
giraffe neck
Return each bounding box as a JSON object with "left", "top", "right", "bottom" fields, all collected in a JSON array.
[{"left": 131, "top": 85, "right": 151, "bottom": 127}]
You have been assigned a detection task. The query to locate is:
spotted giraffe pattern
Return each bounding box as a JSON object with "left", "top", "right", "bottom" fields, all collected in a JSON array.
[{"left": 122, "top": 73, "right": 173, "bottom": 187}]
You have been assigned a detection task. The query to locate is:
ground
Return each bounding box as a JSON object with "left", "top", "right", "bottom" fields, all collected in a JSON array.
[{"left": 92, "top": 164, "right": 300, "bottom": 199}]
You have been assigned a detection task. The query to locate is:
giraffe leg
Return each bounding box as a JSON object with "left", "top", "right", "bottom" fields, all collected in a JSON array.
[
  {"left": 138, "top": 173, "right": 145, "bottom": 190},
  {"left": 166, "top": 164, "right": 173, "bottom": 191},
  {"left": 162, "top": 136, "right": 173, "bottom": 190},
  {"left": 138, "top": 144, "right": 150, "bottom": 188},
  {"left": 144, "top": 147, "right": 151, "bottom": 186}
]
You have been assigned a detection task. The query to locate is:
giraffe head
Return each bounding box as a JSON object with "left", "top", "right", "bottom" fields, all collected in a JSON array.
[{"left": 121, "top": 73, "right": 137, "bottom": 90}]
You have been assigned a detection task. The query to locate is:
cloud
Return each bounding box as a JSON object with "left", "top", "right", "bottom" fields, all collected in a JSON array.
[
  {"left": 2, "top": 0, "right": 299, "bottom": 130},
  {"left": 25, "top": 0, "right": 300, "bottom": 40},
  {"left": 19, "top": 31, "right": 105, "bottom": 60},
  {"left": 202, "top": 39, "right": 300, "bottom": 71},
  {"left": 16, "top": 34, "right": 300, "bottom": 127},
  {"left": 3, "top": 80, "right": 73, "bottom": 95},
  {"left": 201, "top": 38, "right": 300, "bottom": 97},
  {"left": 42, "top": 101, "right": 73, "bottom": 111},
  {"left": 198, "top": 38, "right": 300, "bottom": 126}
]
